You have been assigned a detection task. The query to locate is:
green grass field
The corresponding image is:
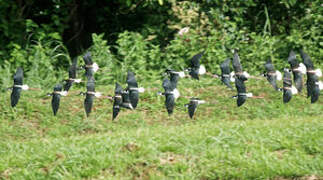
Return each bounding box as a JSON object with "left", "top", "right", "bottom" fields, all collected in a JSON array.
[{"left": 0, "top": 77, "right": 322, "bottom": 179}]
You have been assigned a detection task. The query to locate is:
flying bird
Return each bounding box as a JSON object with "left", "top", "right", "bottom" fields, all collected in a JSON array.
[
  {"left": 300, "top": 49, "right": 321, "bottom": 103},
  {"left": 287, "top": 50, "right": 306, "bottom": 92},
  {"left": 126, "top": 71, "right": 145, "bottom": 109},
  {"left": 51, "top": 84, "right": 67, "bottom": 116},
  {"left": 282, "top": 68, "right": 298, "bottom": 103},
  {"left": 220, "top": 58, "right": 234, "bottom": 89},
  {"left": 186, "top": 52, "right": 206, "bottom": 80},
  {"left": 11, "top": 67, "right": 29, "bottom": 107},
  {"left": 83, "top": 52, "right": 99, "bottom": 79},
  {"left": 112, "top": 82, "right": 123, "bottom": 120},
  {"left": 185, "top": 98, "right": 206, "bottom": 118},
  {"left": 160, "top": 78, "right": 176, "bottom": 115},
  {"left": 83, "top": 77, "right": 101, "bottom": 117},
  {"left": 263, "top": 58, "right": 282, "bottom": 90},
  {"left": 64, "top": 57, "right": 82, "bottom": 91}
]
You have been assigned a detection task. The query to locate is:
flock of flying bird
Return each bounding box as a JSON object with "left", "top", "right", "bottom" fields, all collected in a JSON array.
[{"left": 8, "top": 49, "right": 323, "bottom": 119}]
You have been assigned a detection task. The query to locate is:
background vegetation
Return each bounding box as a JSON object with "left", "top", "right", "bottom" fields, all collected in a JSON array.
[{"left": 0, "top": 0, "right": 322, "bottom": 88}]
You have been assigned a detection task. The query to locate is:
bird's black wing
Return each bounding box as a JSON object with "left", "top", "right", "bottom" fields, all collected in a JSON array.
[
  {"left": 283, "top": 69, "right": 293, "bottom": 103},
  {"left": 293, "top": 72, "right": 303, "bottom": 93},
  {"left": 190, "top": 52, "right": 204, "bottom": 69},
  {"left": 287, "top": 50, "right": 298, "bottom": 68},
  {"left": 84, "top": 78, "right": 95, "bottom": 117},
  {"left": 51, "top": 84, "right": 62, "bottom": 116},
  {"left": 235, "top": 77, "right": 247, "bottom": 107},
  {"left": 126, "top": 71, "right": 138, "bottom": 88},
  {"left": 115, "top": 82, "right": 123, "bottom": 94},
  {"left": 127, "top": 71, "right": 140, "bottom": 108},
  {"left": 63, "top": 80, "right": 73, "bottom": 92},
  {"left": 64, "top": 62, "right": 76, "bottom": 91},
  {"left": 220, "top": 58, "right": 231, "bottom": 75},
  {"left": 189, "top": 69, "right": 199, "bottom": 80},
  {"left": 84, "top": 94, "right": 94, "bottom": 117},
  {"left": 266, "top": 75, "right": 278, "bottom": 90},
  {"left": 112, "top": 96, "right": 122, "bottom": 120},
  {"left": 162, "top": 78, "right": 173, "bottom": 92},
  {"left": 221, "top": 77, "right": 233, "bottom": 89},
  {"left": 112, "top": 83, "right": 123, "bottom": 120},
  {"left": 83, "top": 52, "right": 93, "bottom": 65},
  {"left": 188, "top": 101, "right": 197, "bottom": 119},
  {"left": 232, "top": 50, "right": 243, "bottom": 73},
  {"left": 283, "top": 89, "right": 292, "bottom": 103},
  {"left": 165, "top": 94, "right": 175, "bottom": 115},
  {"left": 264, "top": 58, "right": 275, "bottom": 72},
  {"left": 11, "top": 68, "right": 24, "bottom": 107},
  {"left": 300, "top": 49, "right": 314, "bottom": 70},
  {"left": 129, "top": 90, "right": 139, "bottom": 109},
  {"left": 11, "top": 87, "right": 21, "bottom": 107},
  {"left": 83, "top": 52, "right": 94, "bottom": 79}
]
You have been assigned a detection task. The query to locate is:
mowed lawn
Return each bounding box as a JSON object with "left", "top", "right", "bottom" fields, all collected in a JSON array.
[{"left": 0, "top": 77, "right": 322, "bottom": 179}]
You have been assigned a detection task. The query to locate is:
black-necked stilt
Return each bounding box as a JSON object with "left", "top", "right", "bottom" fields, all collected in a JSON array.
[
  {"left": 11, "top": 67, "right": 29, "bottom": 107},
  {"left": 300, "top": 49, "right": 322, "bottom": 103},
  {"left": 287, "top": 50, "right": 306, "bottom": 92},
  {"left": 160, "top": 78, "right": 176, "bottom": 115},
  {"left": 264, "top": 58, "right": 282, "bottom": 90},
  {"left": 185, "top": 97, "right": 206, "bottom": 119}
]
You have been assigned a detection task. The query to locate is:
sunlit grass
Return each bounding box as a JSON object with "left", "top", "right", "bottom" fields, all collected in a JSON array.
[{"left": 0, "top": 76, "right": 322, "bottom": 179}]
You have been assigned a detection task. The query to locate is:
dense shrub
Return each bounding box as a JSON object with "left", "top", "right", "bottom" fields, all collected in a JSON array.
[{"left": 0, "top": 0, "right": 321, "bottom": 87}]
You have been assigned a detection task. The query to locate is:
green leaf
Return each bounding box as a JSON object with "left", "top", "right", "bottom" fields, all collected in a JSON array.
[{"left": 158, "top": 0, "right": 163, "bottom": 6}]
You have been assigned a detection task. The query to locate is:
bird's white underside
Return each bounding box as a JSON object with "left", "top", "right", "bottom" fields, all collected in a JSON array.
[
  {"left": 291, "top": 86, "right": 298, "bottom": 95},
  {"left": 276, "top": 70, "right": 282, "bottom": 81},
  {"left": 199, "top": 65, "right": 206, "bottom": 75},
  {"left": 316, "top": 81, "right": 323, "bottom": 90},
  {"left": 92, "top": 63, "right": 99, "bottom": 72},
  {"left": 172, "top": 89, "right": 180, "bottom": 99},
  {"left": 294, "top": 63, "right": 307, "bottom": 74}
]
